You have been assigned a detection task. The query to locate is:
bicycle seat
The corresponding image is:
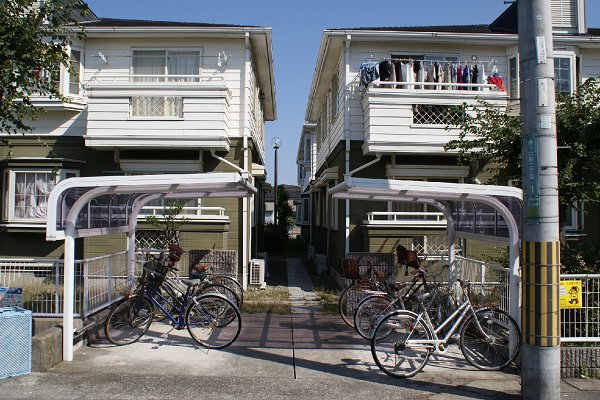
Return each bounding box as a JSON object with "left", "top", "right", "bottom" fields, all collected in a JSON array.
[
  {"left": 409, "top": 292, "right": 431, "bottom": 304},
  {"left": 180, "top": 278, "right": 202, "bottom": 288}
]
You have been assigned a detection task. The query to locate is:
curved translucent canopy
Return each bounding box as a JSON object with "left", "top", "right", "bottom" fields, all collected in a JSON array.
[
  {"left": 46, "top": 172, "right": 256, "bottom": 241},
  {"left": 328, "top": 178, "right": 522, "bottom": 241}
]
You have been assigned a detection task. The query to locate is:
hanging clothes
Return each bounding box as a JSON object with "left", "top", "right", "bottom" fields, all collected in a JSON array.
[
  {"left": 443, "top": 63, "right": 452, "bottom": 90},
  {"left": 414, "top": 61, "right": 424, "bottom": 89},
  {"left": 379, "top": 60, "right": 393, "bottom": 82},
  {"left": 462, "top": 64, "right": 470, "bottom": 90},
  {"left": 360, "top": 61, "right": 380, "bottom": 86},
  {"left": 393, "top": 61, "right": 402, "bottom": 88},
  {"left": 487, "top": 64, "right": 505, "bottom": 91},
  {"left": 471, "top": 65, "right": 479, "bottom": 91},
  {"left": 401, "top": 62, "right": 414, "bottom": 89},
  {"left": 477, "top": 64, "right": 485, "bottom": 90}
]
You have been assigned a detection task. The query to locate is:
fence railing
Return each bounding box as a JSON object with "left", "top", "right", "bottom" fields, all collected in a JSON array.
[
  {"left": 560, "top": 274, "right": 600, "bottom": 343},
  {"left": 454, "top": 255, "right": 510, "bottom": 315}
]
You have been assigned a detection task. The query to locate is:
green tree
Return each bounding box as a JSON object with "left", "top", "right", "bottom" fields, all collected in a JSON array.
[
  {"left": 0, "top": 0, "right": 89, "bottom": 134},
  {"left": 145, "top": 201, "right": 189, "bottom": 249},
  {"left": 444, "top": 78, "right": 600, "bottom": 273},
  {"left": 445, "top": 77, "right": 600, "bottom": 208},
  {"left": 275, "top": 186, "right": 295, "bottom": 236}
]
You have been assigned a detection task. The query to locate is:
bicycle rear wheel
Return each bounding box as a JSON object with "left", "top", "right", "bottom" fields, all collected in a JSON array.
[
  {"left": 200, "top": 283, "right": 241, "bottom": 308},
  {"left": 371, "top": 310, "right": 433, "bottom": 378},
  {"left": 460, "top": 308, "right": 521, "bottom": 370},
  {"left": 209, "top": 275, "right": 244, "bottom": 307},
  {"left": 354, "top": 294, "right": 395, "bottom": 340},
  {"left": 186, "top": 293, "right": 241, "bottom": 349},
  {"left": 105, "top": 296, "right": 154, "bottom": 346}
]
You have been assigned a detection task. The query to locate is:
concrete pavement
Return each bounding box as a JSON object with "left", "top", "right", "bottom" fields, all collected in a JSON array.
[{"left": 0, "top": 257, "right": 598, "bottom": 399}]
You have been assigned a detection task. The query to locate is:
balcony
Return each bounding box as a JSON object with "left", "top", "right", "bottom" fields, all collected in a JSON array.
[
  {"left": 363, "top": 211, "right": 446, "bottom": 228},
  {"left": 84, "top": 74, "right": 231, "bottom": 150},
  {"left": 138, "top": 205, "right": 229, "bottom": 223},
  {"left": 361, "top": 81, "right": 507, "bottom": 155}
]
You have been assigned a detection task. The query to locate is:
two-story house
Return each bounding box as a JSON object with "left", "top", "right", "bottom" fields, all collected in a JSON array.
[
  {"left": 297, "top": 0, "right": 600, "bottom": 269},
  {"left": 0, "top": 2, "right": 276, "bottom": 283}
]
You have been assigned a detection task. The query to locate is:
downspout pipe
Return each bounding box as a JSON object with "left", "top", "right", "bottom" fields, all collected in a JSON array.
[
  {"left": 344, "top": 153, "right": 382, "bottom": 180},
  {"left": 344, "top": 35, "right": 351, "bottom": 256}
]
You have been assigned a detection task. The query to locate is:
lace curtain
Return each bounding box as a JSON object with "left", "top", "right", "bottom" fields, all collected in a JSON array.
[{"left": 14, "top": 172, "right": 55, "bottom": 219}]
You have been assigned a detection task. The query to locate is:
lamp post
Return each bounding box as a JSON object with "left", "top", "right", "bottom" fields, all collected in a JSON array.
[{"left": 271, "top": 137, "right": 281, "bottom": 230}]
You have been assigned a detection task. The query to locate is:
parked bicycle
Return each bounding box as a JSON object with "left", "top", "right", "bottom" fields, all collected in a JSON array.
[
  {"left": 370, "top": 279, "right": 520, "bottom": 378},
  {"left": 338, "top": 257, "right": 398, "bottom": 328},
  {"left": 105, "top": 243, "right": 241, "bottom": 349},
  {"left": 354, "top": 261, "right": 453, "bottom": 340}
]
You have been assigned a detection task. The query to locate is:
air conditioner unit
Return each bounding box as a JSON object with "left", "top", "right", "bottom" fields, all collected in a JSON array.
[
  {"left": 255, "top": 252, "right": 268, "bottom": 278},
  {"left": 249, "top": 259, "right": 266, "bottom": 288},
  {"left": 314, "top": 254, "right": 327, "bottom": 275}
]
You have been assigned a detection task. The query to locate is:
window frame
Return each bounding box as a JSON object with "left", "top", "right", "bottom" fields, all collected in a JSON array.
[
  {"left": 3, "top": 168, "right": 79, "bottom": 224},
  {"left": 68, "top": 48, "right": 82, "bottom": 96},
  {"left": 508, "top": 55, "right": 519, "bottom": 99},
  {"left": 553, "top": 52, "right": 576, "bottom": 95}
]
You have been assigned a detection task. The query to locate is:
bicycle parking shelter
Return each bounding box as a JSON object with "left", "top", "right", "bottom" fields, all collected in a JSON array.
[
  {"left": 328, "top": 177, "right": 523, "bottom": 328},
  {"left": 45, "top": 172, "right": 257, "bottom": 361}
]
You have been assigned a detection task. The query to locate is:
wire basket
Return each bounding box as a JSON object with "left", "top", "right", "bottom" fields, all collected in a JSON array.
[
  {"left": 342, "top": 258, "right": 361, "bottom": 280},
  {"left": 139, "top": 260, "right": 169, "bottom": 290}
]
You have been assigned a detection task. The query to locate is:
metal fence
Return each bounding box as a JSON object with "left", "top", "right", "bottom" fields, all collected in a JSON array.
[
  {"left": 560, "top": 274, "right": 600, "bottom": 343},
  {"left": 1, "top": 252, "right": 129, "bottom": 317},
  {"left": 454, "top": 256, "right": 510, "bottom": 314}
]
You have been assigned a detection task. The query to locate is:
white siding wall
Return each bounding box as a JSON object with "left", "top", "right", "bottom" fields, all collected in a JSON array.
[
  {"left": 580, "top": 49, "right": 600, "bottom": 81},
  {"left": 347, "top": 42, "right": 509, "bottom": 154},
  {"left": 83, "top": 38, "right": 248, "bottom": 146}
]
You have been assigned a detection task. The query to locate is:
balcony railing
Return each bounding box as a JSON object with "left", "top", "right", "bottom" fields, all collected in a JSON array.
[
  {"left": 86, "top": 74, "right": 225, "bottom": 86},
  {"left": 138, "top": 206, "right": 228, "bottom": 222},
  {"left": 364, "top": 211, "right": 446, "bottom": 227}
]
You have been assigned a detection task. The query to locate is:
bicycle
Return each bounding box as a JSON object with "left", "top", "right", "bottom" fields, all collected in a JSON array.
[
  {"left": 189, "top": 262, "right": 244, "bottom": 307},
  {"left": 338, "top": 257, "right": 399, "bottom": 328},
  {"left": 105, "top": 244, "right": 242, "bottom": 349},
  {"left": 353, "top": 263, "right": 453, "bottom": 340},
  {"left": 370, "top": 279, "right": 520, "bottom": 378},
  {"left": 339, "top": 246, "right": 428, "bottom": 328}
]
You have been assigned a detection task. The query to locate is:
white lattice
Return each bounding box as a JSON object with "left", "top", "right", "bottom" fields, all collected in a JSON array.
[
  {"left": 412, "top": 104, "right": 462, "bottom": 125},
  {"left": 135, "top": 230, "right": 179, "bottom": 249},
  {"left": 131, "top": 96, "right": 183, "bottom": 117}
]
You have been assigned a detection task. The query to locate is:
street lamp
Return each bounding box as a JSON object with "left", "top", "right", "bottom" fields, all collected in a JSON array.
[{"left": 271, "top": 137, "right": 282, "bottom": 229}]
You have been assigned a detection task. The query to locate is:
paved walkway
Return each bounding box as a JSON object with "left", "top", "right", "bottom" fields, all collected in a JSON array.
[{"left": 0, "top": 257, "right": 598, "bottom": 399}]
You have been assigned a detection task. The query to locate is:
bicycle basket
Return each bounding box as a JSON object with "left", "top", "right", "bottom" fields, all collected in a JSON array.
[
  {"left": 140, "top": 260, "right": 169, "bottom": 289},
  {"left": 342, "top": 258, "right": 360, "bottom": 280}
]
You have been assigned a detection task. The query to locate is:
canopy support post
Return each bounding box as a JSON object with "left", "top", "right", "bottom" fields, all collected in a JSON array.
[{"left": 62, "top": 224, "right": 75, "bottom": 362}]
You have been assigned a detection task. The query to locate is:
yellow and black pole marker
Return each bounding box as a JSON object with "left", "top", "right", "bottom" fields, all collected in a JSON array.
[
  {"left": 518, "top": 1, "right": 561, "bottom": 399},
  {"left": 522, "top": 241, "right": 560, "bottom": 347}
]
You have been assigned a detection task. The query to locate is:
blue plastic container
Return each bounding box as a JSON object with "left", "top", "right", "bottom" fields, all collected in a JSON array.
[{"left": 0, "top": 307, "right": 32, "bottom": 379}]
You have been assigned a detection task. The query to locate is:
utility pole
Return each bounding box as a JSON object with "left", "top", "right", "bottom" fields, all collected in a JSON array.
[{"left": 518, "top": 1, "right": 561, "bottom": 399}]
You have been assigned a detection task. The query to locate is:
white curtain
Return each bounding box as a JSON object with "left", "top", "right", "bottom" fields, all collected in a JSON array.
[
  {"left": 167, "top": 51, "right": 199, "bottom": 82},
  {"left": 13, "top": 172, "right": 54, "bottom": 220}
]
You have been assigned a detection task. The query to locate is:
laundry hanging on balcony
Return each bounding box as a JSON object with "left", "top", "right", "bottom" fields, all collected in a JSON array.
[{"left": 359, "top": 57, "right": 504, "bottom": 92}]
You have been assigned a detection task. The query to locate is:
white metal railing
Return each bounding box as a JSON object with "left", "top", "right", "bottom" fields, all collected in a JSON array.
[
  {"left": 560, "top": 274, "right": 600, "bottom": 343},
  {"left": 0, "top": 253, "right": 128, "bottom": 317},
  {"left": 138, "top": 206, "right": 228, "bottom": 221},
  {"left": 453, "top": 256, "right": 510, "bottom": 315},
  {"left": 87, "top": 74, "right": 225, "bottom": 85},
  {"left": 375, "top": 81, "right": 506, "bottom": 92},
  {"left": 365, "top": 211, "right": 446, "bottom": 226}
]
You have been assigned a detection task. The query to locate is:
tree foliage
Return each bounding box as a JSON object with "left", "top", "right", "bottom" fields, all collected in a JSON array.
[
  {"left": 0, "top": 0, "right": 89, "bottom": 134},
  {"left": 145, "top": 201, "right": 189, "bottom": 249},
  {"left": 444, "top": 77, "right": 600, "bottom": 207}
]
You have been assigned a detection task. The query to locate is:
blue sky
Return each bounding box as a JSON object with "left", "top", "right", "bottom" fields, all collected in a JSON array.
[{"left": 85, "top": 0, "right": 600, "bottom": 185}]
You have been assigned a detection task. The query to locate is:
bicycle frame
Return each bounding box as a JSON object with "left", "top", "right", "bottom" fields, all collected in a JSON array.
[
  {"left": 144, "top": 284, "right": 190, "bottom": 328},
  {"left": 406, "top": 288, "right": 479, "bottom": 352}
]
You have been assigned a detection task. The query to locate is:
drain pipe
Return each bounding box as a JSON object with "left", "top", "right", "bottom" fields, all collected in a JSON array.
[
  {"left": 344, "top": 35, "right": 351, "bottom": 255},
  {"left": 344, "top": 153, "right": 382, "bottom": 180},
  {"left": 210, "top": 150, "right": 248, "bottom": 177}
]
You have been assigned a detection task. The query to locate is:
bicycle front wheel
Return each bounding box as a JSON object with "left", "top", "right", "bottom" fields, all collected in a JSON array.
[
  {"left": 460, "top": 308, "right": 521, "bottom": 370},
  {"left": 371, "top": 310, "right": 433, "bottom": 378},
  {"left": 200, "top": 283, "right": 241, "bottom": 308},
  {"left": 186, "top": 293, "right": 241, "bottom": 349},
  {"left": 354, "top": 294, "right": 394, "bottom": 340},
  {"left": 105, "top": 296, "right": 154, "bottom": 346}
]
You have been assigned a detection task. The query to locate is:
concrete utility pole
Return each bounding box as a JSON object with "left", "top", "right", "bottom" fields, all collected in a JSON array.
[{"left": 518, "top": 1, "right": 561, "bottom": 399}]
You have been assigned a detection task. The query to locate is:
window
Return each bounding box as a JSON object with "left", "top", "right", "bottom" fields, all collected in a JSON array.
[
  {"left": 565, "top": 201, "right": 584, "bottom": 231},
  {"left": 131, "top": 96, "right": 183, "bottom": 118},
  {"left": 328, "top": 180, "right": 338, "bottom": 230},
  {"left": 296, "top": 204, "right": 302, "bottom": 224},
  {"left": 321, "top": 97, "right": 328, "bottom": 142},
  {"left": 331, "top": 72, "right": 339, "bottom": 118},
  {"left": 131, "top": 49, "right": 200, "bottom": 118},
  {"left": 302, "top": 198, "right": 309, "bottom": 223},
  {"left": 132, "top": 50, "right": 201, "bottom": 82},
  {"left": 554, "top": 57, "right": 573, "bottom": 94},
  {"left": 412, "top": 104, "right": 462, "bottom": 125},
  {"left": 297, "top": 163, "right": 304, "bottom": 181},
  {"left": 509, "top": 56, "right": 518, "bottom": 99},
  {"left": 3, "top": 168, "right": 78, "bottom": 223},
  {"left": 69, "top": 49, "right": 81, "bottom": 95}
]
